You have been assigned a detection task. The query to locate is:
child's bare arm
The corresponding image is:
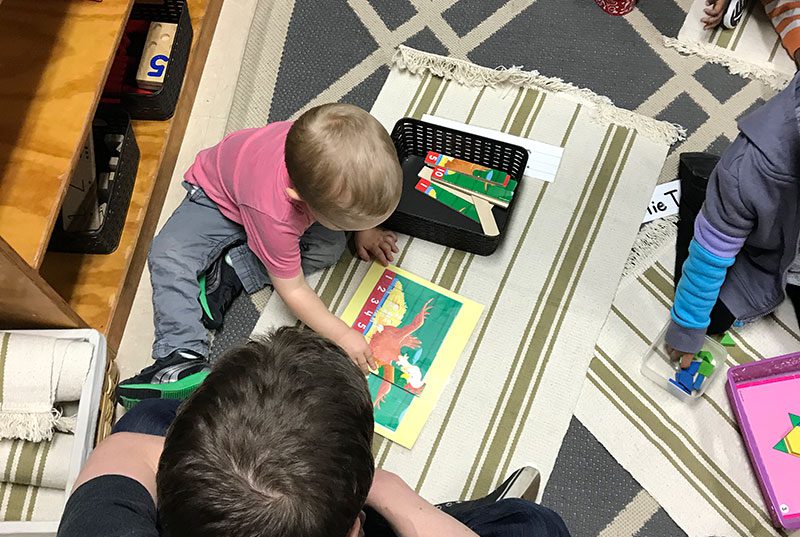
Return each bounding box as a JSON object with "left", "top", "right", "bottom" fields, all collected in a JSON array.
[
  {"left": 366, "top": 470, "right": 478, "bottom": 537},
  {"left": 271, "top": 273, "right": 377, "bottom": 372}
]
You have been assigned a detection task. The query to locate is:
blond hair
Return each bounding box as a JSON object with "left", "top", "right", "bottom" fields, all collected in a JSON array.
[{"left": 285, "top": 104, "right": 403, "bottom": 230}]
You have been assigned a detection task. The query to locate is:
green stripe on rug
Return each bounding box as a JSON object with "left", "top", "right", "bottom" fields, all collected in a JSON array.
[
  {"left": 377, "top": 85, "right": 543, "bottom": 466},
  {"left": 24, "top": 486, "right": 38, "bottom": 521},
  {"left": 3, "top": 441, "right": 18, "bottom": 483},
  {"left": 465, "top": 125, "right": 629, "bottom": 498},
  {"left": 414, "top": 102, "right": 580, "bottom": 493},
  {"left": 496, "top": 129, "right": 637, "bottom": 483}
]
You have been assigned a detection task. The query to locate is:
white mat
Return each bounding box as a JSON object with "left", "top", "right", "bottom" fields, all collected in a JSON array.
[
  {"left": 253, "top": 47, "right": 677, "bottom": 502},
  {"left": 666, "top": 0, "right": 795, "bottom": 90},
  {"left": 576, "top": 240, "right": 800, "bottom": 537}
]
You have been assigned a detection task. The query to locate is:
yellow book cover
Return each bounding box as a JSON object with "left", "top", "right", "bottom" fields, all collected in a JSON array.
[{"left": 340, "top": 263, "right": 483, "bottom": 448}]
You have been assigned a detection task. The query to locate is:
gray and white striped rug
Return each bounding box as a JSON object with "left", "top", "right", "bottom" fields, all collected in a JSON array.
[{"left": 207, "top": 1, "right": 783, "bottom": 535}]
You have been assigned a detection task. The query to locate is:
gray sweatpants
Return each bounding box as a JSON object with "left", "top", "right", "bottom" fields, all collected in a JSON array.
[{"left": 149, "top": 183, "right": 346, "bottom": 360}]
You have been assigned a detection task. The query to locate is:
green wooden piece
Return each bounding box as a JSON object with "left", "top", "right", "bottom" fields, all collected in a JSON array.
[
  {"left": 434, "top": 168, "right": 515, "bottom": 203},
  {"left": 417, "top": 180, "right": 480, "bottom": 223},
  {"left": 791, "top": 413, "right": 800, "bottom": 427},
  {"left": 698, "top": 360, "right": 715, "bottom": 377},
  {"left": 696, "top": 350, "right": 713, "bottom": 363},
  {"left": 775, "top": 439, "right": 790, "bottom": 454},
  {"left": 720, "top": 332, "right": 735, "bottom": 347}
]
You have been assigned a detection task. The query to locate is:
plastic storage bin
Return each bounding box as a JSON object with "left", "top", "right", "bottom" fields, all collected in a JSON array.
[
  {"left": 122, "top": 0, "right": 193, "bottom": 120},
  {"left": 0, "top": 329, "right": 107, "bottom": 536},
  {"left": 386, "top": 118, "right": 529, "bottom": 256},
  {"left": 49, "top": 105, "right": 140, "bottom": 255},
  {"left": 641, "top": 323, "right": 726, "bottom": 401}
]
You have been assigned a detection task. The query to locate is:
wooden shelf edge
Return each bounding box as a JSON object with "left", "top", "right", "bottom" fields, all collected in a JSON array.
[
  {"left": 107, "top": 0, "right": 225, "bottom": 351},
  {"left": 0, "top": 0, "right": 135, "bottom": 269},
  {"left": 40, "top": 0, "right": 225, "bottom": 353}
]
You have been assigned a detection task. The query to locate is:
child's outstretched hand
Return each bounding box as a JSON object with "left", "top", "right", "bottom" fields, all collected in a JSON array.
[
  {"left": 667, "top": 345, "right": 695, "bottom": 370},
  {"left": 337, "top": 328, "right": 377, "bottom": 373},
  {"left": 355, "top": 228, "right": 399, "bottom": 266},
  {"left": 702, "top": 0, "right": 726, "bottom": 30}
]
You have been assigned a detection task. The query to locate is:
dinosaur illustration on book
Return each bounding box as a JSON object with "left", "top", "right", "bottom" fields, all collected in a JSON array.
[{"left": 370, "top": 298, "right": 433, "bottom": 407}]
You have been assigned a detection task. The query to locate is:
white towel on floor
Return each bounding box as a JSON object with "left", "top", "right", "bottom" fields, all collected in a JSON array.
[{"left": 0, "top": 333, "right": 92, "bottom": 442}]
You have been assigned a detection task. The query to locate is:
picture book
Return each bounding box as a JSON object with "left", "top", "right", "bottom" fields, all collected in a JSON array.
[{"left": 341, "top": 263, "right": 483, "bottom": 448}]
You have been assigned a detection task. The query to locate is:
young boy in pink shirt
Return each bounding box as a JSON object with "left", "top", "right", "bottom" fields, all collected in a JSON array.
[{"left": 117, "top": 104, "right": 403, "bottom": 409}]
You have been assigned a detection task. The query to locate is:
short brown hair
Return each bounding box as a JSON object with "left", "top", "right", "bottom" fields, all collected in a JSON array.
[
  {"left": 157, "top": 328, "right": 374, "bottom": 537},
  {"left": 285, "top": 103, "right": 403, "bottom": 230}
]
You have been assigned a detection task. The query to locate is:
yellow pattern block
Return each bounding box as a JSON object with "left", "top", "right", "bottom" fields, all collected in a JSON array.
[{"left": 784, "top": 426, "right": 800, "bottom": 456}]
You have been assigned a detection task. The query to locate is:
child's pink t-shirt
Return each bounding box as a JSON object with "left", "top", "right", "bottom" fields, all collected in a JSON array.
[{"left": 184, "top": 121, "right": 315, "bottom": 279}]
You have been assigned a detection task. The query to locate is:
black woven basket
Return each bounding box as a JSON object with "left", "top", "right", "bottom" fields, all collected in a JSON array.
[
  {"left": 387, "top": 118, "right": 529, "bottom": 256},
  {"left": 122, "top": 0, "right": 193, "bottom": 120},
  {"left": 50, "top": 105, "right": 140, "bottom": 254}
]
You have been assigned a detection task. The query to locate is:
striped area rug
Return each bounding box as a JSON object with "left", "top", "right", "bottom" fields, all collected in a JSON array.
[
  {"left": 666, "top": 0, "right": 795, "bottom": 90},
  {"left": 576, "top": 239, "right": 800, "bottom": 537},
  {"left": 252, "top": 48, "right": 677, "bottom": 502}
]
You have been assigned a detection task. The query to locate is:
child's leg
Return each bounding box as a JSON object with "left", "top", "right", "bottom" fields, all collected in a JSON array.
[
  {"left": 441, "top": 499, "right": 570, "bottom": 537},
  {"left": 111, "top": 399, "right": 181, "bottom": 436},
  {"left": 299, "top": 223, "right": 347, "bottom": 273},
  {"left": 148, "top": 186, "right": 247, "bottom": 360},
  {"left": 763, "top": 0, "right": 800, "bottom": 64},
  {"left": 226, "top": 222, "right": 346, "bottom": 294},
  {"left": 675, "top": 153, "right": 736, "bottom": 336}
]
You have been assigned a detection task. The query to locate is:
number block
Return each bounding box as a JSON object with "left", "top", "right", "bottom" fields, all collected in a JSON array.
[{"left": 136, "top": 22, "right": 178, "bottom": 91}]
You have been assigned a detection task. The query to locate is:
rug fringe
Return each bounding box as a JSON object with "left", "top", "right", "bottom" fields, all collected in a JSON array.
[
  {"left": 663, "top": 37, "right": 791, "bottom": 91},
  {"left": 621, "top": 216, "right": 678, "bottom": 287},
  {"left": 392, "top": 45, "right": 686, "bottom": 146}
]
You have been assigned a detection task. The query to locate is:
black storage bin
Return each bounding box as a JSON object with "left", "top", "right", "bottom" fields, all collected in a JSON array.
[
  {"left": 50, "top": 105, "right": 140, "bottom": 255},
  {"left": 122, "top": 0, "right": 193, "bottom": 120},
  {"left": 387, "top": 118, "right": 529, "bottom": 256}
]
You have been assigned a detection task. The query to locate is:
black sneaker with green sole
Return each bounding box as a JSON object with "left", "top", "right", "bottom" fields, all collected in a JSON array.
[
  {"left": 199, "top": 253, "right": 244, "bottom": 331},
  {"left": 116, "top": 350, "right": 210, "bottom": 410}
]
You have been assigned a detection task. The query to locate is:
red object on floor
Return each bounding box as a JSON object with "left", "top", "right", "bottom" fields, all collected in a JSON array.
[{"left": 594, "top": 0, "right": 637, "bottom": 16}]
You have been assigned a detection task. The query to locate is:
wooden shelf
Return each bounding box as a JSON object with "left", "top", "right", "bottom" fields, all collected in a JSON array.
[
  {"left": 0, "top": 0, "right": 134, "bottom": 268},
  {"left": 40, "top": 0, "right": 223, "bottom": 350}
]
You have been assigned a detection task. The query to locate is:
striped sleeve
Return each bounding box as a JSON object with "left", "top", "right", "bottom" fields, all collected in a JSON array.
[
  {"left": 670, "top": 214, "right": 741, "bottom": 329},
  {"left": 666, "top": 134, "right": 757, "bottom": 354},
  {"left": 764, "top": 0, "right": 800, "bottom": 58}
]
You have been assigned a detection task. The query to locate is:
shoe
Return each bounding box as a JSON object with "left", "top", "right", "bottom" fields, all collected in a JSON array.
[
  {"left": 483, "top": 466, "right": 541, "bottom": 502},
  {"left": 199, "top": 252, "right": 243, "bottom": 330},
  {"left": 722, "top": 0, "right": 748, "bottom": 29},
  {"left": 437, "top": 467, "right": 541, "bottom": 514},
  {"left": 116, "top": 349, "right": 210, "bottom": 410}
]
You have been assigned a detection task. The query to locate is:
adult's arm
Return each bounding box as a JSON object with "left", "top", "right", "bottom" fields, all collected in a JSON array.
[
  {"left": 58, "top": 433, "right": 164, "bottom": 537},
  {"left": 366, "top": 470, "right": 479, "bottom": 537}
]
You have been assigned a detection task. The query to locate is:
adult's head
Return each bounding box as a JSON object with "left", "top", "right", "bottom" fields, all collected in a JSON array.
[{"left": 157, "top": 327, "right": 374, "bottom": 537}]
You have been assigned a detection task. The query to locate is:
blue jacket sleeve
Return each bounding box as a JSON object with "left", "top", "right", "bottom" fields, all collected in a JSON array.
[{"left": 666, "top": 135, "right": 756, "bottom": 354}]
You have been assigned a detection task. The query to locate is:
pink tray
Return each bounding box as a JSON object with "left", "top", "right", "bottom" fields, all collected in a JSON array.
[{"left": 727, "top": 352, "right": 800, "bottom": 530}]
